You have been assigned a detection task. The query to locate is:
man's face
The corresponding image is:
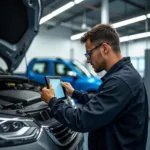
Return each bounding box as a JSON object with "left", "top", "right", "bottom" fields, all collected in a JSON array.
[{"left": 85, "top": 39, "right": 106, "bottom": 73}]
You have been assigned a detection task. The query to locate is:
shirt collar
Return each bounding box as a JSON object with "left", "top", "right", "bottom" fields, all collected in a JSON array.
[{"left": 101, "top": 57, "right": 131, "bottom": 82}]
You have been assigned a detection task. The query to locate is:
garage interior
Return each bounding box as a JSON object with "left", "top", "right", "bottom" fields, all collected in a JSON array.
[
  {"left": 0, "top": 0, "right": 150, "bottom": 150},
  {"left": 22, "top": 0, "right": 150, "bottom": 149}
]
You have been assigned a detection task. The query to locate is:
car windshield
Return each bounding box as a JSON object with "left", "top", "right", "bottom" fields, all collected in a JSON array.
[{"left": 71, "top": 60, "right": 92, "bottom": 77}]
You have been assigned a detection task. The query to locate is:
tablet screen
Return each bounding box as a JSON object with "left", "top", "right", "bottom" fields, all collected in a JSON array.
[{"left": 48, "top": 78, "right": 66, "bottom": 99}]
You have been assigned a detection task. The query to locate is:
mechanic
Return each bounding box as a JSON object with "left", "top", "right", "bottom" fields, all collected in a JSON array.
[{"left": 41, "top": 24, "right": 148, "bottom": 150}]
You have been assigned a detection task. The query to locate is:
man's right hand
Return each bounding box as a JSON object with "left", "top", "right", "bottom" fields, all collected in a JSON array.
[{"left": 61, "top": 82, "right": 74, "bottom": 97}]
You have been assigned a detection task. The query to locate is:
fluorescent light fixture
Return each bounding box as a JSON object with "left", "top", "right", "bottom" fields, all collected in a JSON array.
[
  {"left": 40, "top": 2, "right": 74, "bottom": 24},
  {"left": 74, "top": 0, "right": 84, "bottom": 4},
  {"left": 112, "top": 15, "right": 147, "bottom": 28},
  {"left": 71, "top": 13, "right": 150, "bottom": 41},
  {"left": 147, "top": 13, "right": 150, "bottom": 18},
  {"left": 120, "top": 32, "right": 150, "bottom": 42},
  {"left": 71, "top": 31, "right": 150, "bottom": 42},
  {"left": 70, "top": 32, "right": 86, "bottom": 40},
  {"left": 40, "top": 0, "right": 84, "bottom": 24}
]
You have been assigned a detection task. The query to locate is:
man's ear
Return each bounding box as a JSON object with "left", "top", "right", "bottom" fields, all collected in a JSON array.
[{"left": 102, "top": 43, "right": 109, "bottom": 54}]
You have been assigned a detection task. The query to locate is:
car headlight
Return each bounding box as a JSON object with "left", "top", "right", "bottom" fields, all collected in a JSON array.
[{"left": 0, "top": 116, "right": 41, "bottom": 146}]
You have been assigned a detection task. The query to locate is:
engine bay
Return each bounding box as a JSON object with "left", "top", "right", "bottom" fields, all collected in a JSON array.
[
  {"left": 0, "top": 77, "right": 44, "bottom": 111},
  {"left": 0, "top": 76, "right": 78, "bottom": 147}
]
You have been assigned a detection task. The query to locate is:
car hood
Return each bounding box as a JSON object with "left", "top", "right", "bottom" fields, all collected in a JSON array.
[
  {"left": 0, "top": 0, "right": 42, "bottom": 73},
  {"left": 87, "top": 76, "right": 102, "bottom": 84}
]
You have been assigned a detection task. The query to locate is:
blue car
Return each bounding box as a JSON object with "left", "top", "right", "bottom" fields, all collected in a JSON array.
[{"left": 26, "top": 58, "right": 102, "bottom": 93}]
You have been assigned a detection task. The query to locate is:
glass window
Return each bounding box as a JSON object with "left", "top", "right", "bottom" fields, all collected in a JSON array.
[
  {"left": 139, "top": 58, "right": 144, "bottom": 71},
  {"left": 54, "top": 63, "right": 72, "bottom": 76},
  {"left": 71, "top": 61, "right": 91, "bottom": 77},
  {"left": 130, "top": 57, "right": 145, "bottom": 78},
  {"left": 32, "top": 62, "right": 48, "bottom": 74},
  {"left": 131, "top": 58, "right": 138, "bottom": 70}
]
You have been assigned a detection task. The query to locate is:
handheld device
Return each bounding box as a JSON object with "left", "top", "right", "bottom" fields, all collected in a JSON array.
[{"left": 45, "top": 76, "right": 66, "bottom": 100}]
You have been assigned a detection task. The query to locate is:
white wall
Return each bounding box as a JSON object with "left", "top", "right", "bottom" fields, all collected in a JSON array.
[
  {"left": 121, "top": 38, "right": 150, "bottom": 57},
  {"left": 121, "top": 38, "right": 150, "bottom": 78},
  {"left": 15, "top": 25, "right": 86, "bottom": 72},
  {"left": 15, "top": 25, "right": 150, "bottom": 73}
]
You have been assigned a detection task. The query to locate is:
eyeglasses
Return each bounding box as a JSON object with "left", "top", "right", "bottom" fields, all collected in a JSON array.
[{"left": 84, "top": 43, "right": 102, "bottom": 60}]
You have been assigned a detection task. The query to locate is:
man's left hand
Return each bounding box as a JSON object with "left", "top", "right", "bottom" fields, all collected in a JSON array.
[{"left": 41, "top": 84, "right": 55, "bottom": 104}]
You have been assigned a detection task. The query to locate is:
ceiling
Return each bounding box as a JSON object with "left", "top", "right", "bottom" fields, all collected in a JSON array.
[{"left": 41, "top": 0, "right": 150, "bottom": 38}]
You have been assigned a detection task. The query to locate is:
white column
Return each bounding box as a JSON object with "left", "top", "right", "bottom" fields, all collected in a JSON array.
[{"left": 101, "top": 0, "right": 109, "bottom": 24}]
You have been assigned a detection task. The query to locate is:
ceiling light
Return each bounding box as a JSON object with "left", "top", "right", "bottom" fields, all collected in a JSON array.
[
  {"left": 74, "top": 0, "right": 84, "bottom": 4},
  {"left": 81, "top": 23, "right": 87, "bottom": 29},
  {"left": 70, "top": 32, "right": 86, "bottom": 40},
  {"left": 40, "top": 2, "right": 74, "bottom": 24},
  {"left": 120, "top": 32, "right": 150, "bottom": 42},
  {"left": 71, "top": 31, "right": 150, "bottom": 42},
  {"left": 71, "top": 13, "right": 150, "bottom": 41},
  {"left": 112, "top": 15, "right": 147, "bottom": 28},
  {"left": 147, "top": 13, "right": 150, "bottom": 18},
  {"left": 40, "top": 0, "right": 84, "bottom": 24}
]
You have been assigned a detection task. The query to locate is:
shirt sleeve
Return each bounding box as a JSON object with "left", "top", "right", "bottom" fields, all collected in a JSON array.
[
  {"left": 72, "top": 90, "right": 95, "bottom": 104},
  {"left": 48, "top": 77, "right": 133, "bottom": 133}
]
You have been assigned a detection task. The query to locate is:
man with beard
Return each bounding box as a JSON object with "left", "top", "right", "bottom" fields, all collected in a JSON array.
[{"left": 41, "top": 24, "right": 148, "bottom": 150}]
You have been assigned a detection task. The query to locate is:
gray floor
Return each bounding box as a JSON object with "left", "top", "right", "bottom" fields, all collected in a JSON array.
[{"left": 83, "top": 121, "right": 150, "bottom": 150}]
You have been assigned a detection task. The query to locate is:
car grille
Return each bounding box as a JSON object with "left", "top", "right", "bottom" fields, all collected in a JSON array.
[
  {"left": 39, "top": 108, "right": 52, "bottom": 121},
  {"left": 27, "top": 107, "right": 77, "bottom": 146},
  {"left": 48, "top": 123, "right": 77, "bottom": 146}
]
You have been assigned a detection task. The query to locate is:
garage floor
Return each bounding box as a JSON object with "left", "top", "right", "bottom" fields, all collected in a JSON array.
[{"left": 83, "top": 121, "right": 150, "bottom": 150}]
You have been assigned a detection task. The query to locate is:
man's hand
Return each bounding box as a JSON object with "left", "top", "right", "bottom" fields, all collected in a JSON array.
[
  {"left": 61, "top": 82, "right": 74, "bottom": 97},
  {"left": 41, "top": 84, "right": 55, "bottom": 104}
]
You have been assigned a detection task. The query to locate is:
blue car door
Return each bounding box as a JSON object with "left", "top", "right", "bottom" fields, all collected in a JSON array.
[
  {"left": 53, "top": 61, "right": 78, "bottom": 89},
  {"left": 28, "top": 61, "right": 49, "bottom": 85}
]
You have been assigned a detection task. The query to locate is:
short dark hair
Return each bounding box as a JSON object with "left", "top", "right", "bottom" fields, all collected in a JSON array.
[{"left": 81, "top": 24, "right": 120, "bottom": 53}]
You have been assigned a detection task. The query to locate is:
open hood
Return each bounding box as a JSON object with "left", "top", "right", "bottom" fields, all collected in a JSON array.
[{"left": 0, "top": 0, "right": 42, "bottom": 73}]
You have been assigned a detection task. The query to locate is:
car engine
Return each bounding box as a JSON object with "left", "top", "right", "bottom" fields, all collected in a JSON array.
[{"left": 0, "top": 75, "right": 83, "bottom": 148}]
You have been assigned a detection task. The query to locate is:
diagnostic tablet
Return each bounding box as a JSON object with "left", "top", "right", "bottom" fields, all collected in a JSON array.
[{"left": 45, "top": 76, "right": 66, "bottom": 100}]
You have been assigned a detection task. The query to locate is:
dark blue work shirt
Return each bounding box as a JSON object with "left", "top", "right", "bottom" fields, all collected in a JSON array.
[{"left": 49, "top": 57, "right": 148, "bottom": 150}]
